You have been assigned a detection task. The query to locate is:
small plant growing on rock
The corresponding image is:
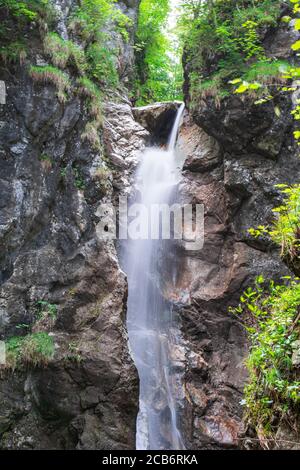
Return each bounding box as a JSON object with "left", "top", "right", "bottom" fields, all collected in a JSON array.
[
  {"left": 0, "top": 41, "right": 27, "bottom": 64},
  {"left": 60, "top": 166, "right": 67, "bottom": 179},
  {"left": 230, "top": 276, "right": 300, "bottom": 446},
  {"left": 81, "top": 121, "right": 102, "bottom": 151},
  {"left": 36, "top": 300, "right": 57, "bottom": 320},
  {"left": 77, "top": 76, "right": 103, "bottom": 122},
  {"left": 86, "top": 42, "right": 119, "bottom": 88},
  {"left": 34, "top": 300, "right": 58, "bottom": 332},
  {"left": 93, "top": 166, "right": 112, "bottom": 194},
  {"left": 4, "top": 332, "right": 54, "bottom": 370},
  {"left": 73, "top": 166, "right": 85, "bottom": 190},
  {"left": 248, "top": 184, "right": 300, "bottom": 274},
  {"left": 29, "top": 65, "right": 71, "bottom": 103},
  {"left": 39, "top": 153, "right": 53, "bottom": 171},
  {"left": 77, "top": 77, "right": 103, "bottom": 151},
  {"left": 66, "top": 341, "right": 83, "bottom": 363}
]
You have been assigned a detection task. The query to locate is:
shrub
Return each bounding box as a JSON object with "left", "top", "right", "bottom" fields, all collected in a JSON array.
[
  {"left": 0, "top": 40, "right": 27, "bottom": 64},
  {"left": 86, "top": 43, "right": 119, "bottom": 88},
  {"left": 180, "top": 0, "right": 284, "bottom": 105},
  {"left": 5, "top": 332, "right": 54, "bottom": 370},
  {"left": 0, "top": 0, "right": 42, "bottom": 21},
  {"left": 230, "top": 276, "right": 300, "bottom": 445},
  {"left": 242, "top": 60, "right": 289, "bottom": 85},
  {"left": 0, "top": 1, "right": 56, "bottom": 37},
  {"left": 29, "top": 65, "right": 71, "bottom": 103},
  {"left": 248, "top": 184, "right": 300, "bottom": 271},
  {"left": 68, "top": 0, "right": 131, "bottom": 43}
]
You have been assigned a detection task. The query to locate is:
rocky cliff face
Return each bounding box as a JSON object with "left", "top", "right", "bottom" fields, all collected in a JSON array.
[
  {"left": 174, "top": 13, "right": 300, "bottom": 449},
  {"left": 1, "top": 0, "right": 300, "bottom": 452},
  {"left": 0, "top": 0, "right": 145, "bottom": 450}
]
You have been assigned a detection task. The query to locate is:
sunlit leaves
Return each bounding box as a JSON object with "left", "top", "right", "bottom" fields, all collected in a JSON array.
[
  {"left": 291, "top": 40, "right": 300, "bottom": 51},
  {"left": 134, "top": 0, "right": 183, "bottom": 104},
  {"left": 230, "top": 275, "right": 300, "bottom": 438}
]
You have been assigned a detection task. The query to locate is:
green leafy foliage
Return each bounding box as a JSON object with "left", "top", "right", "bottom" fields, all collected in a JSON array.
[
  {"left": 5, "top": 332, "right": 54, "bottom": 369},
  {"left": 232, "top": 183, "right": 300, "bottom": 444},
  {"left": 33, "top": 1, "right": 131, "bottom": 150},
  {"left": 69, "top": 0, "right": 131, "bottom": 42},
  {"left": 0, "top": 0, "right": 48, "bottom": 20},
  {"left": 86, "top": 42, "right": 119, "bottom": 88},
  {"left": 228, "top": 1, "right": 300, "bottom": 147},
  {"left": 0, "top": 40, "right": 27, "bottom": 64},
  {"left": 134, "top": 0, "right": 183, "bottom": 105},
  {"left": 230, "top": 276, "right": 300, "bottom": 444},
  {"left": 36, "top": 300, "right": 58, "bottom": 321},
  {"left": 179, "top": 0, "right": 283, "bottom": 105},
  {"left": 73, "top": 166, "right": 85, "bottom": 190},
  {"left": 248, "top": 184, "right": 300, "bottom": 262},
  {"left": 0, "top": 0, "right": 55, "bottom": 64}
]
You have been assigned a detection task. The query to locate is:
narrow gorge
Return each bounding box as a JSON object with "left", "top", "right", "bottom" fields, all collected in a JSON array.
[{"left": 0, "top": 0, "right": 300, "bottom": 453}]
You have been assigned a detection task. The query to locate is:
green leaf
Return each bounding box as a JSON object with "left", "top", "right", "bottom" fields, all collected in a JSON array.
[
  {"left": 229, "top": 78, "right": 242, "bottom": 85},
  {"left": 274, "top": 106, "right": 281, "bottom": 117},
  {"left": 235, "top": 82, "right": 249, "bottom": 94},
  {"left": 295, "top": 18, "right": 300, "bottom": 30},
  {"left": 291, "top": 40, "right": 300, "bottom": 51}
]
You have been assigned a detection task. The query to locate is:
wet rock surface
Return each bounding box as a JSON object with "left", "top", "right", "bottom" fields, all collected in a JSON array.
[
  {"left": 177, "top": 14, "right": 300, "bottom": 449},
  {"left": 176, "top": 90, "right": 300, "bottom": 450},
  {"left": 0, "top": 75, "right": 146, "bottom": 450},
  {"left": 133, "top": 102, "right": 180, "bottom": 144},
  {"left": 0, "top": 1, "right": 145, "bottom": 450}
]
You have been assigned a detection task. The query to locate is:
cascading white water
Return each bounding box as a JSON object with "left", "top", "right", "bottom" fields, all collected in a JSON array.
[{"left": 123, "top": 103, "right": 185, "bottom": 450}]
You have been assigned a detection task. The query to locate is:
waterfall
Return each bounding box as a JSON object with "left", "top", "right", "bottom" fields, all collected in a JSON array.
[
  {"left": 168, "top": 103, "right": 185, "bottom": 152},
  {"left": 122, "top": 104, "right": 186, "bottom": 450}
]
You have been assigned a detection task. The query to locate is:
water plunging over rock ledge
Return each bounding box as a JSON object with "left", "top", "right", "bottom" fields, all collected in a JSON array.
[{"left": 121, "top": 104, "right": 186, "bottom": 450}]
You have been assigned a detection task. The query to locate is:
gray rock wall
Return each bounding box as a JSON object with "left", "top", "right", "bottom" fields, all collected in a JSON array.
[
  {"left": 0, "top": 0, "right": 144, "bottom": 450},
  {"left": 177, "top": 11, "right": 300, "bottom": 449}
]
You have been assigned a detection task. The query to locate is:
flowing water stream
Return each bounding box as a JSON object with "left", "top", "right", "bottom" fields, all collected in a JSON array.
[{"left": 123, "top": 104, "right": 185, "bottom": 450}]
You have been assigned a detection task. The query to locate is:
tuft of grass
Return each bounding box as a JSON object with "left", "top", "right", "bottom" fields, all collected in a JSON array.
[
  {"left": 39, "top": 153, "right": 53, "bottom": 171},
  {"left": 93, "top": 166, "right": 112, "bottom": 193},
  {"left": 0, "top": 41, "right": 27, "bottom": 64},
  {"left": 81, "top": 121, "right": 102, "bottom": 151},
  {"left": 5, "top": 332, "right": 54, "bottom": 370},
  {"left": 29, "top": 65, "right": 71, "bottom": 103},
  {"left": 242, "top": 60, "right": 289, "bottom": 85},
  {"left": 66, "top": 341, "right": 83, "bottom": 363},
  {"left": 77, "top": 76, "right": 104, "bottom": 122},
  {"left": 77, "top": 76, "right": 102, "bottom": 100},
  {"left": 44, "top": 32, "right": 87, "bottom": 74},
  {"left": 73, "top": 166, "right": 85, "bottom": 190},
  {"left": 77, "top": 77, "right": 103, "bottom": 150}
]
